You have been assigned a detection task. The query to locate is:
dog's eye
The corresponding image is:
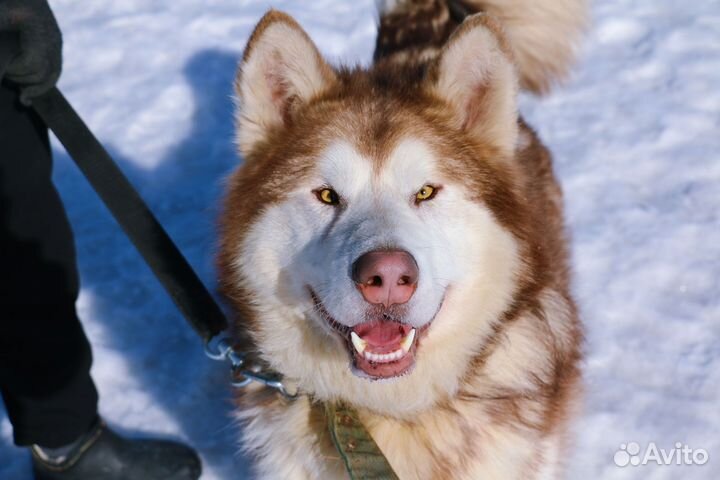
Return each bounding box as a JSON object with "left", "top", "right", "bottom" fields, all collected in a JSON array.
[
  {"left": 315, "top": 188, "right": 340, "bottom": 206},
  {"left": 415, "top": 185, "right": 437, "bottom": 203}
]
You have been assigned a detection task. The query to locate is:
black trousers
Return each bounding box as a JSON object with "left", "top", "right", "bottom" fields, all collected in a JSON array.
[{"left": 0, "top": 81, "right": 98, "bottom": 447}]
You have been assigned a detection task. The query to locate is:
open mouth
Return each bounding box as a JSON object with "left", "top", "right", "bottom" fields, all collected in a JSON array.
[
  {"left": 310, "top": 290, "right": 425, "bottom": 379},
  {"left": 349, "top": 321, "right": 418, "bottom": 379}
]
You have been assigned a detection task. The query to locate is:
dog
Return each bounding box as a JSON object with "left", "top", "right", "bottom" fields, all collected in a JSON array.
[{"left": 218, "top": 0, "right": 587, "bottom": 478}]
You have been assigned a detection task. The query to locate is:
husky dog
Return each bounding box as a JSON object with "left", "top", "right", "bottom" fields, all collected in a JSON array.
[{"left": 219, "top": 0, "right": 586, "bottom": 478}]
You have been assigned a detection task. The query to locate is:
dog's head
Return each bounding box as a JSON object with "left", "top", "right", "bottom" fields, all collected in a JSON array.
[{"left": 220, "top": 10, "right": 529, "bottom": 415}]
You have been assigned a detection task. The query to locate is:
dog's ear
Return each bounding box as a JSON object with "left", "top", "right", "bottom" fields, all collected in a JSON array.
[
  {"left": 235, "top": 10, "right": 336, "bottom": 156},
  {"left": 428, "top": 14, "right": 519, "bottom": 157}
]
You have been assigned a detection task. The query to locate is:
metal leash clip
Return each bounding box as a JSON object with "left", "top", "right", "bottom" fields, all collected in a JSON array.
[{"left": 204, "top": 336, "right": 299, "bottom": 399}]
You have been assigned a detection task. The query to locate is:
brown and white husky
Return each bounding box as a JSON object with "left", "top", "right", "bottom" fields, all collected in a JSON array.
[{"left": 218, "top": 0, "right": 587, "bottom": 478}]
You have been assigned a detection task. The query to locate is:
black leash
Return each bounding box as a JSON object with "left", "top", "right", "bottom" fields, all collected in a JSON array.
[
  {"left": 0, "top": 32, "right": 227, "bottom": 341},
  {"left": 32, "top": 88, "right": 228, "bottom": 341}
]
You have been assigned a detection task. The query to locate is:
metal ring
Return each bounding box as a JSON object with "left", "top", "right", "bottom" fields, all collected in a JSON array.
[
  {"left": 231, "top": 375, "right": 253, "bottom": 388},
  {"left": 204, "top": 337, "right": 301, "bottom": 399},
  {"left": 239, "top": 370, "right": 299, "bottom": 399},
  {"left": 204, "top": 337, "right": 233, "bottom": 361},
  {"left": 278, "top": 384, "right": 300, "bottom": 400}
]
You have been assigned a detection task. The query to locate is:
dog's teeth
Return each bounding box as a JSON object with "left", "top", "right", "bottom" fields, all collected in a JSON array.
[
  {"left": 400, "top": 328, "right": 416, "bottom": 352},
  {"left": 355, "top": 328, "right": 416, "bottom": 363},
  {"left": 363, "top": 348, "right": 407, "bottom": 363},
  {"left": 350, "top": 331, "right": 367, "bottom": 354}
]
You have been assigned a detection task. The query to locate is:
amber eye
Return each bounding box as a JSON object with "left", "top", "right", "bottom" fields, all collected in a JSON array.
[
  {"left": 415, "top": 185, "right": 437, "bottom": 203},
  {"left": 315, "top": 188, "right": 340, "bottom": 205}
]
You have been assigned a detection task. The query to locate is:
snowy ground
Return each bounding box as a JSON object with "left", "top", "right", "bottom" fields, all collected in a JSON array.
[{"left": 1, "top": 0, "right": 718, "bottom": 478}]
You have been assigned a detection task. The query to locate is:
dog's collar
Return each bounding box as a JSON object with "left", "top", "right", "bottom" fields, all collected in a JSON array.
[{"left": 325, "top": 402, "right": 399, "bottom": 480}]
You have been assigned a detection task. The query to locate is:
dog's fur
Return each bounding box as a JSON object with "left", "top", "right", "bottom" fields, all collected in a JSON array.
[{"left": 218, "top": 1, "right": 586, "bottom": 478}]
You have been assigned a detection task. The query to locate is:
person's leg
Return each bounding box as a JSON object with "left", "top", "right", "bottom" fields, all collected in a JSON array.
[
  {"left": 0, "top": 81, "right": 202, "bottom": 479},
  {"left": 0, "top": 80, "right": 98, "bottom": 448}
]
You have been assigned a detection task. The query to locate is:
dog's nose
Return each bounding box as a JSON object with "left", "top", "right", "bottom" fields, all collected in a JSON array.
[{"left": 352, "top": 250, "right": 419, "bottom": 306}]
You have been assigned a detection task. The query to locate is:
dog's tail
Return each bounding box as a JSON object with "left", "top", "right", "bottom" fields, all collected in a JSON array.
[{"left": 374, "top": 0, "right": 588, "bottom": 94}]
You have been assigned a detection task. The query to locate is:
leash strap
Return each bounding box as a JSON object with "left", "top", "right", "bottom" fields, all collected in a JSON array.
[
  {"left": 0, "top": 31, "right": 227, "bottom": 340},
  {"left": 29, "top": 87, "right": 228, "bottom": 341},
  {"left": 326, "top": 403, "right": 399, "bottom": 480}
]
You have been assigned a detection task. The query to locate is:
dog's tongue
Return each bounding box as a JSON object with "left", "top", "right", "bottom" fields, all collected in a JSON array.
[
  {"left": 351, "top": 321, "right": 417, "bottom": 379},
  {"left": 353, "top": 321, "right": 411, "bottom": 348}
]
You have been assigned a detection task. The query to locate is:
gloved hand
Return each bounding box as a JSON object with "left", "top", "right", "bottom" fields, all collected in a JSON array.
[{"left": 0, "top": 0, "right": 62, "bottom": 105}]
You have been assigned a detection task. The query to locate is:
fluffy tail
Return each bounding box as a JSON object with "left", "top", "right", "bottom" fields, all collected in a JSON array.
[{"left": 375, "top": 0, "right": 588, "bottom": 94}]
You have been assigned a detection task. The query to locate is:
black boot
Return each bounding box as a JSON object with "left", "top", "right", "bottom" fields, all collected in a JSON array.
[{"left": 31, "top": 418, "right": 202, "bottom": 480}]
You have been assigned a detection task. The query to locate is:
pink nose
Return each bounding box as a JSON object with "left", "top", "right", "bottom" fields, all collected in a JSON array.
[{"left": 352, "top": 250, "right": 419, "bottom": 306}]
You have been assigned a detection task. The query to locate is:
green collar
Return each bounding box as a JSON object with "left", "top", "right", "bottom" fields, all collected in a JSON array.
[{"left": 325, "top": 402, "right": 400, "bottom": 480}]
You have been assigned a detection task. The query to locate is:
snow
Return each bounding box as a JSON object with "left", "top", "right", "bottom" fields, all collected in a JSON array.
[{"left": 1, "top": 0, "right": 718, "bottom": 478}]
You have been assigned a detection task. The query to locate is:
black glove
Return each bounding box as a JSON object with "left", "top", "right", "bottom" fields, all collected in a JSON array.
[{"left": 0, "top": 0, "right": 62, "bottom": 104}]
